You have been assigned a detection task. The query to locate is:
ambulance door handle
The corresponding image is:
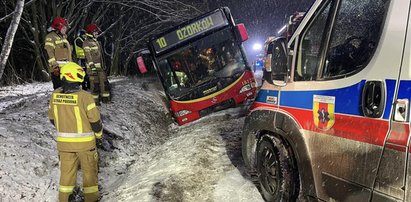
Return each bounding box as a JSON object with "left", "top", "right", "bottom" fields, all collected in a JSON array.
[{"left": 361, "top": 81, "right": 385, "bottom": 118}]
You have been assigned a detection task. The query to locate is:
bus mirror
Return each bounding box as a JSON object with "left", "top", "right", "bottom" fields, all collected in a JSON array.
[
  {"left": 137, "top": 56, "right": 148, "bottom": 74},
  {"left": 263, "top": 37, "right": 289, "bottom": 86},
  {"left": 236, "top": 23, "right": 248, "bottom": 42}
]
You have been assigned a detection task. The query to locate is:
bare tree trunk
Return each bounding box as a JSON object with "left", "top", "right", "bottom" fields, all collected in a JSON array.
[
  {"left": 0, "top": 0, "right": 24, "bottom": 81},
  {"left": 30, "top": 1, "right": 48, "bottom": 81}
]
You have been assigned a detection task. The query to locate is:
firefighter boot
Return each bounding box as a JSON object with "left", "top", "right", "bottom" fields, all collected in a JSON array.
[
  {"left": 92, "top": 83, "right": 101, "bottom": 105},
  {"left": 101, "top": 81, "right": 111, "bottom": 104}
]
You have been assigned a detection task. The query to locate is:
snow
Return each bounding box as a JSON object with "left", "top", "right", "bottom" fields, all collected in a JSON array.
[{"left": 0, "top": 76, "right": 263, "bottom": 201}]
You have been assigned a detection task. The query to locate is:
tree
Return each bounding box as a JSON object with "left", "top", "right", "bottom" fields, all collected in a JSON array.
[
  {"left": 0, "top": 0, "right": 24, "bottom": 81},
  {"left": 0, "top": 0, "right": 207, "bottom": 85}
]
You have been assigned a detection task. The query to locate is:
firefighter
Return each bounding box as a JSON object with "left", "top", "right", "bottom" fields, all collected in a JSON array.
[
  {"left": 199, "top": 47, "right": 217, "bottom": 74},
  {"left": 74, "top": 29, "right": 90, "bottom": 90},
  {"left": 83, "top": 24, "right": 111, "bottom": 104},
  {"left": 170, "top": 60, "right": 188, "bottom": 87},
  {"left": 48, "top": 62, "right": 102, "bottom": 202},
  {"left": 44, "top": 17, "right": 73, "bottom": 89}
]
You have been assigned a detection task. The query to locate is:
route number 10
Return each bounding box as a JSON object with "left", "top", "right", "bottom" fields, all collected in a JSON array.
[{"left": 156, "top": 37, "right": 167, "bottom": 48}]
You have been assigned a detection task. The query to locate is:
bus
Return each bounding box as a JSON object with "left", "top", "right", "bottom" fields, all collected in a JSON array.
[{"left": 147, "top": 7, "right": 257, "bottom": 125}]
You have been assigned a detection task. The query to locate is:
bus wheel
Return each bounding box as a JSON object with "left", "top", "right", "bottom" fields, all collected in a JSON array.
[{"left": 257, "top": 134, "right": 298, "bottom": 201}]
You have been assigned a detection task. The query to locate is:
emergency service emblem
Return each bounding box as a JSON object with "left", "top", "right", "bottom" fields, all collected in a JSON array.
[{"left": 313, "top": 95, "right": 335, "bottom": 130}]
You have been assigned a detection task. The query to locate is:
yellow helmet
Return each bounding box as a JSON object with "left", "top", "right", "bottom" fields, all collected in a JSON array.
[{"left": 60, "top": 62, "right": 85, "bottom": 83}]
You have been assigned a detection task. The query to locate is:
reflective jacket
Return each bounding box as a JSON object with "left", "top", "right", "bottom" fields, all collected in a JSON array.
[
  {"left": 74, "top": 36, "right": 85, "bottom": 59},
  {"left": 83, "top": 34, "right": 104, "bottom": 70},
  {"left": 44, "top": 31, "right": 73, "bottom": 72},
  {"left": 48, "top": 88, "right": 102, "bottom": 152}
]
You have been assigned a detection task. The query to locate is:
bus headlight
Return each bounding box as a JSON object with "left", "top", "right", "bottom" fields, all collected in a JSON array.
[
  {"left": 239, "top": 84, "right": 252, "bottom": 94},
  {"left": 175, "top": 110, "right": 192, "bottom": 117}
]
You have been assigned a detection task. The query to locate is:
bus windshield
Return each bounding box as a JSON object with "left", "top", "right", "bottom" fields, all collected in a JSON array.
[{"left": 157, "top": 28, "right": 246, "bottom": 101}]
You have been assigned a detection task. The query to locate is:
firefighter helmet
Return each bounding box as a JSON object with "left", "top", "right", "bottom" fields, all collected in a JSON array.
[
  {"left": 60, "top": 62, "right": 85, "bottom": 83},
  {"left": 85, "top": 24, "right": 100, "bottom": 34},
  {"left": 51, "top": 17, "right": 68, "bottom": 31}
]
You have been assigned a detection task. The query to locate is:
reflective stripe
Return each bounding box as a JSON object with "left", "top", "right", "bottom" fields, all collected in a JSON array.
[
  {"left": 56, "top": 61, "right": 68, "bottom": 65},
  {"left": 94, "top": 63, "right": 101, "bottom": 68},
  {"left": 84, "top": 47, "right": 91, "bottom": 51},
  {"left": 54, "top": 105, "right": 59, "bottom": 131},
  {"left": 59, "top": 185, "right": 74, "bottom": 193},
  {"left": 74, "top": 107, "right": 83, "bottom": 133},
  {"left": 57, "top": 132, "right": 94, "bottom": 138},
  {"left": 91, "top": 47, "right": 98, "bottom": 50},
  {"left": 87, "top": 103, "right": 96, "bottom": 111},
  {"left": 101, "top": 93, "right": 110, "bottom": 97},
  {"left": 55, "top": 40, "right": 63, "bottom": 44},
  {"left": 88, "top": 62, "right": 94, "bottom": 66},
  {"left": 45, "top": 42, "right": 55, "bottom": 48},
  {"left": 83, "top": 186, "right": 99, "bottom": 194},
  {"left": 93, "top": 95, "right": 99, "bottom": 99},
  {"left": 48, "top": 58, "right": 56, "bottom": 63},
  {"left": 62, "top": 39, "right": 69, "bottom": 43},
  {"left": 57, "top": 132, "right": 95, "bottom": 143},
  {"left": 57, "top": 136, "right": 95, "bottom": 142}
]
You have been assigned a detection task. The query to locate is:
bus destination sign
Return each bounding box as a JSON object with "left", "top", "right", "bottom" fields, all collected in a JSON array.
[{"left": 152, "top": 10, "right": 229, "bottom": 54}]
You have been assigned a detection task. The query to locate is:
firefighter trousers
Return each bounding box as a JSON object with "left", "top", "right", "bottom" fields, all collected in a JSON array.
[
  {"left": 88, "top": 68, "right": 110, "bottom": 103},
  {"left": 58, "top": 149, "right": 99, "bottom": 202}
]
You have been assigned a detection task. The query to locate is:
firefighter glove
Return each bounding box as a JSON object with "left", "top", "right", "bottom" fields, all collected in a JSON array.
[
  {"left": 90, "top": 64, "right": 97, "bottom": 72},
  {"left": 95, "top": 130, "right": 103, "bottom": 139}
]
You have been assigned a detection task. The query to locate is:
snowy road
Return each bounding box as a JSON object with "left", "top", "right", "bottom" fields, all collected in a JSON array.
[{"left": 0, "top": 76, "right": 263, "bottom": 202}]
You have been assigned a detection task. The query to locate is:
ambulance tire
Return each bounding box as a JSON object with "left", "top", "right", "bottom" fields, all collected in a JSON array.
[{"left": 257, "top": 134, "right": 299, "bottom": 202}]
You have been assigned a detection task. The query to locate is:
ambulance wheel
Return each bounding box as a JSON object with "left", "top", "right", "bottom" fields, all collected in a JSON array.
[{"left": 257, "top": 134, "right": 299, "bottom": 202}]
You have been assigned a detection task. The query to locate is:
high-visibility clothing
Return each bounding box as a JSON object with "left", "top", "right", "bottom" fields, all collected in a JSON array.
[
  {"left": 74, "top": 37, "right": 85, "bottom": 59},
  {"left": 49, "top": 87, "right": 102, "bottom": 202},
  {"left": 88, "top": 68, "right": 110, "bottom": 101},
  {"left": 83, "top": 35, "right": 110, "bottom": 101},
  {"left": 48, "top": 88, "right": 101, "bottom": 152},
  {"left": 58, "top": 149, "right": 99, "bottom": 202},
  {"left": 83, "top": 34, "right": 104, "bottom": 70},
  {"left": 169, "top": 71, "right": 188, "bottom": 87},
  {"left": 44, "top": 31, "right": 73, "bottom": 73}
]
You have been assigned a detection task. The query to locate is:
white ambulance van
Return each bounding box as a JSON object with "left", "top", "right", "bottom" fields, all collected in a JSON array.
[{"left": 242, "top": 0, "right": 411, "bottom": 201}]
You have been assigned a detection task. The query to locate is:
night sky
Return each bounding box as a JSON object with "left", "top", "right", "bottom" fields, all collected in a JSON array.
[{"left": 207, "top": 0, "right": 315, "bottom": 61}]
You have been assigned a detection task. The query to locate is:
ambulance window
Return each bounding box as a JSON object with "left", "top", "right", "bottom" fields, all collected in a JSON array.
[
  {"left": 323, "top": 0, "right": 390, "bottom": 79},
  {"left": 295, "top": 1, "right": 332, "bottom": 81}
]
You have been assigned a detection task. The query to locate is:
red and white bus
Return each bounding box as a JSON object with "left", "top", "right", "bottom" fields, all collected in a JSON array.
[{"left": 146, "top": 7, "right": 256, "bottom": 125}]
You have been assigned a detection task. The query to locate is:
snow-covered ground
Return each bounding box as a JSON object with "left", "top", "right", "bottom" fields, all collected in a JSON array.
[{"left": 0, "top": 76, "right": 263, "bottom": 201}]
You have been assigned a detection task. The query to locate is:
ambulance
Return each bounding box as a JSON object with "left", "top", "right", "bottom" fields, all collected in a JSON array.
[{"left": 241, "top": 0, "right": 411, "bottom": 201}]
